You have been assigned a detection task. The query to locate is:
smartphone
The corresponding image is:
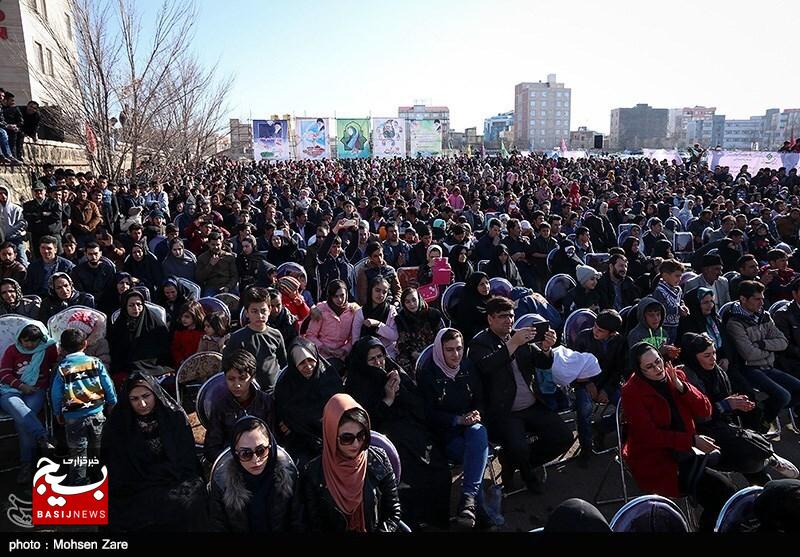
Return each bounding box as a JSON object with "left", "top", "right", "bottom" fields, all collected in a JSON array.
[{"left": 532, "top": 321, "right": 550, "bottom": 343}]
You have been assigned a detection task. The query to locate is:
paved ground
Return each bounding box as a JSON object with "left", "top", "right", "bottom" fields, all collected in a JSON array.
[{"left": 2, "top": 416, "right": 799, "bottom": 533}]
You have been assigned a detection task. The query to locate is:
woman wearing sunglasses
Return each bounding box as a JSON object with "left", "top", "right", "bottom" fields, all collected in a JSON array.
[
  {"left": 302, "top": 393, "right": 401, "bottom": 532},
  {"left": 101, "top": 373, "right": 207, "bottom": 531},
  {"left": 209, "top": 416, "right": 302, "bottom": 532}
]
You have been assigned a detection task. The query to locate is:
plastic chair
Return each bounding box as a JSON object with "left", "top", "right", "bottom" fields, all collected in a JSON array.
[
  {"left": 0, "top": 315, "right": 46, "bottom": 356},
  {"left": 214, "top": 292, "right": 240, "bottom": 323},
  {"left": 441, "top": 282, "right": 465, "bottom": 322},
  {"left": 175, "top": 351, "right": 223, "bottom": 411},
  {"left": 276, "top": 261, "right": 307, "bottom": 282},
  {"left": 198, "top": 297, "right": 231, "bottom": 320},
  {"left": 176, "top": 277, "right": 201, "bottom": 300},
  {"left": 414, "top": 344, "right": 433, "bottom": 377},
  {"left": 680, "top": 271, "right": 698, "bottom": 287},
  {"left": 196, "top": 372, "right": 261, "bottom": 430},
  {"left": 723, "top": 271, "right": 739, "bottom": 282},
  {"left": 47, "top": 306, "right": 106, "bottom": 346},
  {"left": 593, "top": 403, "right": 630, "bottom": 507},
  {"left": 111, "top": 302, "right": 167, "bottom": 324},
  {"left": 714, "top": 486, "right": 763, "bottom": 533},
  {"left": 562, "top": 309, "right": 597, "bottom": 349},
  {"left": 207, "top": 447, "right": 231, "bottom": 491},
  {"left": 769, "top": 299, "right": 790, "bottom": 316},
  {"left": 476, "top": 260, "right": 489, "bottom": 273},
  {"left": 22, "top": 295, "right": 42, "bottom": 313},
  {"left": 673, "top": 232, "right": 694, "bottom": 255},
  {"left": 544, "top": 274, "right": 576, "bottom": 310},
  {"left": 718, "top": 301, "right": 735, "bottom": 319},
  {"left": 369, "top": 431, "right": 412, "bottom": 532},
  {"left": 585, "top": 253, "right": 610, "bottom": 273},
  {"left": 489, "top": 277, "right": 512, "bottom": 298},
  {"left": 610, "top": 495, "right": 690, "bottom": 532},
  {"left": 546, "top": 247, "right": 559, "bottom": 273}
]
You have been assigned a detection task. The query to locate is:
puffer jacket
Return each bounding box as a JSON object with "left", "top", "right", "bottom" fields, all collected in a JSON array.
[
  {"left": 302, "top": 445, "right": 401, "bottom": 532},
  {"left": 208, "top": 446, "right": 302, "bottom": 532},
  {"left": 725, "top": 303, "right": 788, "bottom": 368}
]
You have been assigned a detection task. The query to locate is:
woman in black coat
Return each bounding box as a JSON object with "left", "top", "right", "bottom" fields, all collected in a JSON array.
[
  {"left": 124, "top": 241, "right": 163, "bottom": 297},
  {"left": 109, "top": 290, "right": 170, "bottom": 378},
  {"left": 345, "top": 337, "right": 451, "bottom": 529},
  {"left": 157, "top": 277, "right": 195, "bottom": 331},
  {"left": 208, "top": 416, "right": 302, "bottom": 532},
  {"left": 302, "top": 394, "right": 402, "bottom": 532},
  {"left": 273, "top": 337, "right": 343, "bottom": 470},
  {"left": 448, "top": 244, "right": 474, "bottom": 284},
  {"left": 451, "top": 271, "right": 491, "bottom": 343},
  {"left": 483, "top": 244, "right": 523, "bottom": 287},
  {"left": 100, "top": 373, "right": 207, "bottom": 531}
]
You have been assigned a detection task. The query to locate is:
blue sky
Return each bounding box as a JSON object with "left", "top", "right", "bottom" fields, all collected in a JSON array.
[{"left": 162, "top": 0, "right": 800, "bottom": 134}]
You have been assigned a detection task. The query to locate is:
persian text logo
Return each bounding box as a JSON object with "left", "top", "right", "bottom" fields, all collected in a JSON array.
[
  {"left": 32, "top": 457, "right": 108, "bottom": 525},
  {"left": 6, "top": 494, "right": 33, "bottom": 529}
]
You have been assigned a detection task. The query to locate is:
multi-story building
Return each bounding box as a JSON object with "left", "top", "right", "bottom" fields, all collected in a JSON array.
[
  {"left": 228, "top": 118, "right": 254, "bottom": 159},
  {"left": 609, "top": 104, "right": 669, "bottom": 150},
  {"left": 722, "top": 116, "right": 767, "bottom": 151},
  {"left": 398, "top": 104, "right": 449, "bottom": 153},
  {"left": 764, "top": 109, "right": 800, "bottom": 149},
  {"left": 569, "top": 126, "right": 604, "bottom": 150},
  {"left": 0, "top": 0, "right": 77, "bottom": 106},
  {"left": 483, "top": 111, "right": 514, "bottom": 149},
  {"left": 667, "top": 106, "right": 717, "bottom": 147},
  {"left": 514, "top": 74, "right": 571, "bottom": 151}
]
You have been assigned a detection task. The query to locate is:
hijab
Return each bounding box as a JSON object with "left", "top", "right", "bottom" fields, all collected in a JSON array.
[
  {"left": 230, "top": 416, "right": 279, "bottom": 533},
  {"left": 326, "top": 279, "right": 348, "bottom": 317},
  {"left": 395, "top": 287, "right": 441, "bottom": 333},
  {"left": 0, "top": 320, "right": 55, "bottom": 395},
  {"left": 0, "top": 278, "right": 24, "bottom": 312},
  {"left": 432, "top": 328, "right": 460, "bottom": 380},
  {"left": 322, "top": 394, "right": 370, "bottom": 532},
  {"left": 361, "top": 276, "right": 390, "bottom": 324},
  {"left": 447, "top": 245, "right": 473, "bottom": 284},
  {"left": 630, "top": 342, "right": 686, "bottom": 433},
  {"left": 679, "top": 332, "right": 731, "bottom": 404}
]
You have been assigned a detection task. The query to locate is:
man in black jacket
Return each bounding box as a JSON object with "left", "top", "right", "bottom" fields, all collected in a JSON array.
[
  {"left": 22, "top": 182, "right": 62, "bottom": 254},
  {"left": 773, "top": 277, "right": 800, "bottom": 377},
  {"left": 597, "top": 253, "right": 639, "bottom": 311},
  {"left": 2, "top": 92, "right": 25, "bottom": 160},
  {"left": 468, "top": 297, "right": 573, "bottom": 493}
]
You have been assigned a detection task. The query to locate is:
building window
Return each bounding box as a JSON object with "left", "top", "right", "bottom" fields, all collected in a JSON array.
[
  {"left": 541, "top": 101, "right": 547, "bottom": 107},
  {"left": 529, "top": 100, "right": 536, "bottom": 107},
  {"left": 65, "top": 13, "right": 73, "bottom": 40},
  {"left": 540, "top": 129, "right": 545, "bottom": 135},
  {"left": 41, "top": 0, "right": 48, "bottom": 21},
  {"left": 46, "top": 48, "right": 53, "bottom": 76},
  {"left": 556, "top": 111, "right": 561, "bottom": 117},
  {"left": 34, "top": 41, "right": 44, "bottom": 73}
]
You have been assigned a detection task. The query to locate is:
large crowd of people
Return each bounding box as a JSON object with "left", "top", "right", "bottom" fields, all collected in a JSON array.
[{"left": 2, "top": 146, "right": 800, "bottom": 532}]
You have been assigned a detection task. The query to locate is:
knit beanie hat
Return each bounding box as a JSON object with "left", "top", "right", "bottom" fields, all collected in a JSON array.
[{"left": 576, "top": 264, "right": 601, "bottom": 286}]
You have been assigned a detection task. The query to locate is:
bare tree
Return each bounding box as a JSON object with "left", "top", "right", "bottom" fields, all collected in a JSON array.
[{"left": 27, "top": 0, "right": 232, "bottom": 182}]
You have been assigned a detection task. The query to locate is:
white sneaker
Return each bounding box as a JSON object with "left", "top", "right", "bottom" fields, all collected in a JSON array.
[{"left": 770, "top": 454, "right": 799, "bottom": 479}]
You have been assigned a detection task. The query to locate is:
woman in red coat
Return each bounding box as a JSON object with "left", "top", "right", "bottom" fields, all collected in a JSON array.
[{"left": 621, "top": 341, "right": 736, "bottom": 531}]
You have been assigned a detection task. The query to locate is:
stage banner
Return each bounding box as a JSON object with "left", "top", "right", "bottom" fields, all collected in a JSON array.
[
  {"left": 410, "top": 119, "right": 443, "bottom": 157},
  {"left": 336, "top": 118, "right": 371, "bottom": 159},
  {"left": 643, "top": 149, "right": 683, "bottom": 164},
  {"left": 252, "top": 119, "right": 290, "bottom": 161},
  {"left": 705, "top": 150, "right": 800, "bottom": 172},
  {"left": 295, "top": 117, "right": 330, "bottom": 160},
  {"left": 372, "top": 117, "right": 406, "bottom": 158}
]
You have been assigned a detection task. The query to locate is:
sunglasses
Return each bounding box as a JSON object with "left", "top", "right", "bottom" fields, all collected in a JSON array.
[
  {"left": 234, "top": 444, "right": 269, "bottom": 462},
  {"left": 338, "top": 430, "right": 367, "bottom": 446}
]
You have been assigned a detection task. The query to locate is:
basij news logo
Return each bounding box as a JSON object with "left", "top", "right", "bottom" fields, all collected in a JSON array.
[{"left": 31, "top": 457, "right": 108, "bottom": 525}]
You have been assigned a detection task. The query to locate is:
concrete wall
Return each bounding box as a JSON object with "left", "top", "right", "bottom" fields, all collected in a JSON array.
[{"left": 0, "top": 138, "right": 90, "bottom": 203}]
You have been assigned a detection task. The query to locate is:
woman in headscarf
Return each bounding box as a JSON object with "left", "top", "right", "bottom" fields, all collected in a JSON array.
[
  {"left": 621, "top": 341, "right": 736, "bottom": 531},
  {"left": 622, "top": 236, "right": 649, "bottom": 282},
  {"left": 550, "top": 239, "right": 583, "bottom": 280},
  {"left": 350, "top": 276, "right": 398, "bottom": 358},
  {"left": 345, "top": 336, "right": 451, "bottom": 529},
  {"left": 679, "top": 332, "right": 798, "bottom": 486},
  {"left": 305, "top": 279, "right": 359, "bottom": 362},
  {"left": 394, "top": 287, "right": 444, "bottom": 373},
  {"left": 273, "top": 337, "right": 343, "bottom": 470},
  {"left": 652, "top": 238, "right": 675, "bottom": 260},
  {"left": 0, "top": 278, "right": 39, "bottom": 318},
  {"left": 108, "top": 290, "right": 170, "bottom": 383},
  {"left": 157, "top": 277, "right": 195, "bottom": 331},
  {"left": 678, "top": 287, "right": 729, "bottom": 369},
  {"left": 100, "top": 272, "right": 134, "bottom": 318},
  {"left": 38, "top": 272, "right": 95, "bottom": 323},
  {"left": 483, "top": 244, "right": 522, "bottom": 287},
  {"left": 236, "top": 234, "right": 271, "bottom": 293},
  {"left": 447, "top": 244, "right": 474, "bottom": 284},
  {"left": 451, "top": 272, "right": 491, "bottom": 343},
  {"left": 302, "top": 393, "right": 402, "bottom": 532},
  {"left": 416, "top": 244, "right": 444, "bottom": 287},
  {"left": 100, "top": 373, "right": 207, "bottom": 531},
  {"left": 0, "top": 322, "right": 58, "bottom": 484},
  {"left": 161, "top": 238, "right": 196, "bottom": 282},
  {"left": 417, "top": 328, "right": 488, "bottom": 530},
  {"left": 124, "top": 241, "right": 163, "bottom": 297},
  {"left": 208, "top": 416, "right": 302, "bottom": 532}
]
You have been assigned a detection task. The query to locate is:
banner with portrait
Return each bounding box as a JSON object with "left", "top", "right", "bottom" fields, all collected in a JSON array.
[
  {"left": 336, "top": 118, "right": 371, "bottom": 159},
  {"left": 409, "top": 119, "right": 442, "bottom": 157},
  {"left": 295, "top": 117, "right": 330, "bottom": 160},
  {"left": 252, "top": 119, "right": 290, "bottom": 161},
  {"left": 372, "top": 117, "right": 406, "bottom": 158}
]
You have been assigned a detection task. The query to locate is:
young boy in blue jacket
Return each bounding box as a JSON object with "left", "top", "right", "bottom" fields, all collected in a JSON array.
[{"left": 51, "top": 328, "right": 117, "bottom": 485}]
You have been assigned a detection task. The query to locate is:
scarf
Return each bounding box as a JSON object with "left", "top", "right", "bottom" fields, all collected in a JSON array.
[
  {"left": 432, "top": 328, "right": 460, "bottom": 380},
  {"left": 322, "top": 394, "right": 368, "bottom": 532},
  {"left": 0, "top": 321, "right": 55, "bottom": 394},
  {"left": 655, "top": 279, "right": 682, "bottom": 327}
]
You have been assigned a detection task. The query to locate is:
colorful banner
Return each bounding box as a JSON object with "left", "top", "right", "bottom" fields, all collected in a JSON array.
[
  {"left": 372, "top": 117, "right": 406, "bottom": 158},
  {"left": 252, "top": 119, "right": 290, "bottom": 161},
  {"left": 336, "top": 118, "right": 371, "bottom": 159},
  {"left": 409, "top": 119, "right": 442, "bottom": 157},
  {"left": 705, "top": 150, "right": 800, "bottom": 172},
  {"left": 295, "top": 117, "right": 330, "bottom": 160}
]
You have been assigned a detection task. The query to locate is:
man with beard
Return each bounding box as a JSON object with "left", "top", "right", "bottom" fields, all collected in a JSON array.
[
  {"left": 0, "top": 242, "right": 26, "bottom": 284},
  {"left": 22, "top": 182, "right": 62, "bottom": 256},
  {"left": 196, "top": 232, "right": 238, "bottom": 296},
  {"left": 70, "top": 242, "right": 116, "bottom": 303},
  {"left": 597, "top": 253, "right": 639, "bottom": 311}
]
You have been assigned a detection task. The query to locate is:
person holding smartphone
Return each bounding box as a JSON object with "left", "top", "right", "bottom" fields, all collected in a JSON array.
[{"left": 467, "top": 296, "right": 573, "bottom": 494}]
